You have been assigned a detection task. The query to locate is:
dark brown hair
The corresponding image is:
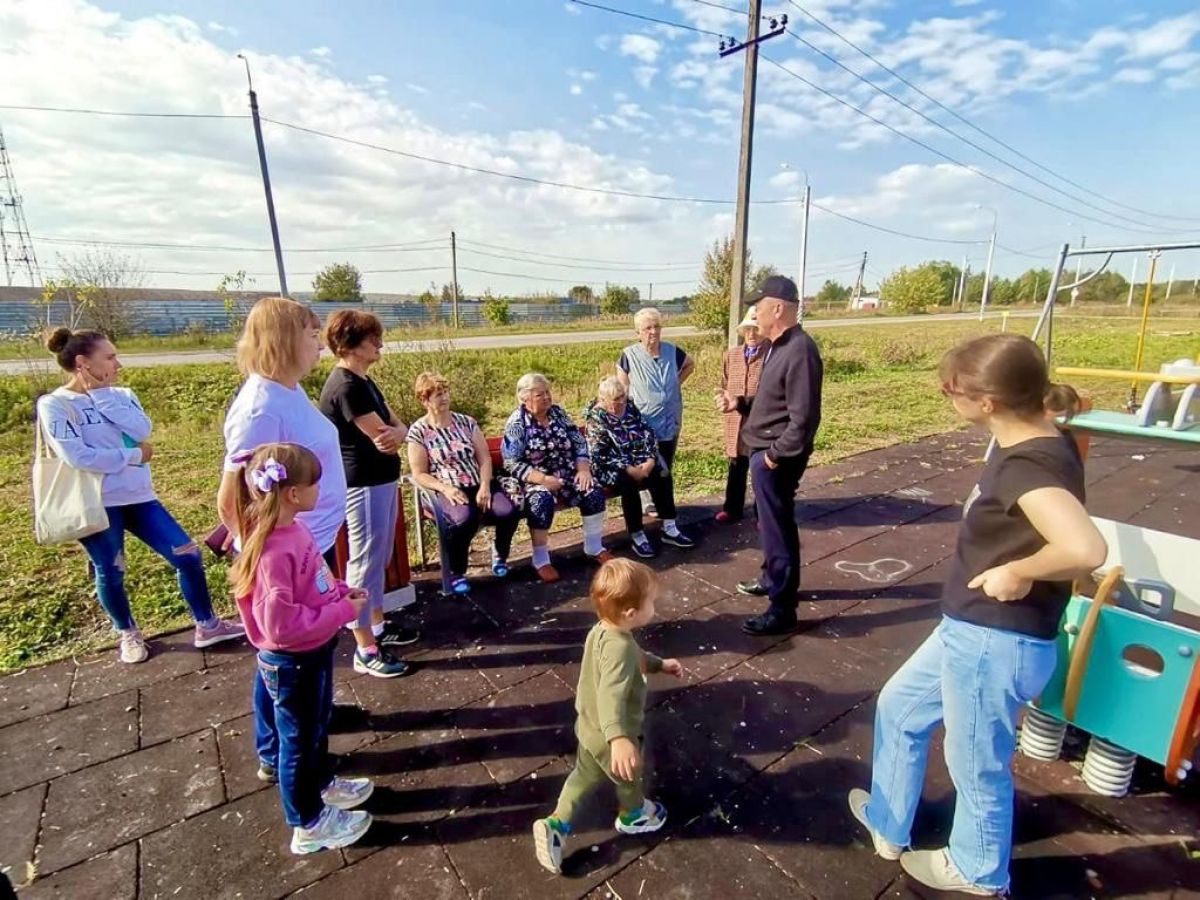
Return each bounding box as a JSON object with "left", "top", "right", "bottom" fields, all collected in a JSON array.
[
  {"left": 938, "top": 334, "right": 1079, "bottom": 418},
  {"left": 324, "top": 309, "right": 384, "bottom": 358},
  {"left": 45, "top": 327, "right": 107, "bottom": 372},
  {"left": 590, "top": 558, "right": 657, "bottom": 623}
]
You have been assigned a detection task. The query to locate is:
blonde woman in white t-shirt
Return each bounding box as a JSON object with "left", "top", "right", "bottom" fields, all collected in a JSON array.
[{"left": 37, "top": 328, "right": 244, "bottom": 664}]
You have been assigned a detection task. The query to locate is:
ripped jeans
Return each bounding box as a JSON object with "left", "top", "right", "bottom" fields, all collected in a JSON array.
[{"left": 79, "top": 500, "right": 215, "bottom": 631}]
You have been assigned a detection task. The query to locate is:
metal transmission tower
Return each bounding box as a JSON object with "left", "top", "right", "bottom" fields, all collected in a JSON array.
[{"left": 0, "top": 125, "right": 41, "bottom": 287}]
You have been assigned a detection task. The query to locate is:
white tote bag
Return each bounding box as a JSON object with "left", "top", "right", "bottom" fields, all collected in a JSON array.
[{"left": 32, "top": 412, "right": 109, "bottom": 545}]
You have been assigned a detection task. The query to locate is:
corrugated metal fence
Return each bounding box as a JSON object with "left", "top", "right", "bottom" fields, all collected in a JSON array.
[{"left": 0, "top": 298, "right": 690, "bottom": 336}]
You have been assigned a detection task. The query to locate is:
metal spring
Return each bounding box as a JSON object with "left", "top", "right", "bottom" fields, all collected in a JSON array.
[
  {"left": 1018, "top": 706, "right": 1068, "bottom": 761},
  {"left": 1082, "top": 737, "right": 1137, "bottom": 797}
]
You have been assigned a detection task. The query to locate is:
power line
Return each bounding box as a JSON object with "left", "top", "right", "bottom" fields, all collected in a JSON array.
[
  {"left": 0, "top": 104, "right": 247, "bottom": 120},
  {"left": 780, "top": 27, "right": 1164, "bottom": 232},
  {"left": 761, "top": 55, "right": 1184, "bottom": 236},
  {"left": 783, "top": 0, "right": 1200, "bottom": 225},
  {"left": 454, "top": 237, "right": 698, "bottom": 266},
  {"left": 809, "top": 201, "right": 983, "bottom": 244},
  {"left": 458, "top": 264, "right": 695, "bottom": 286},
  {"left": 32, "top": 234, "right": 447, "bottom": 253},
  {"left": 43, "top": 264, "right": 446, "bottom": 278},
  {"left": 569, "top": 0, "right": 725, "bottom": 37},
  {"left": 456, "top": 246, "right": 698, "bottom": 272},
  {"left": 685, "top": 0, "right": 749, "bottom": 15}
]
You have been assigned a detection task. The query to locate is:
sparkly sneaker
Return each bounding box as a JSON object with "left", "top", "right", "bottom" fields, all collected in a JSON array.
[
  {"left": 320, "top": 776, "right": 374, "bottom": 810},
  {"left": 290, "top": 805, "right": 371, "bottom": 855},
  {"left": 532, "top": 817, "right": 570, "bottom": 874},
  {"left": 194, "top": 617, "right": 246, "bottom": 648},
  {"left": 615, "top": 799, "right": 667, "bottom": 835},
  {"left": 118, "top": 629, "right": 149, "bottom": 664},
  {"left": 847, "top": 788, "right": 903, "bottom": 860}
]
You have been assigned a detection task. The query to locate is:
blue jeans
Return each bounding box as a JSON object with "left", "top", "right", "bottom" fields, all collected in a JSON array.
[
  {"left": 253, "top": 638, "right": 337, "bottom": 828},
  {"left": 79, "top": 500, "right": 214, "bottom": 631},
  {"left": 865, "top": 615, "right": 1058, "bottom": 891}
]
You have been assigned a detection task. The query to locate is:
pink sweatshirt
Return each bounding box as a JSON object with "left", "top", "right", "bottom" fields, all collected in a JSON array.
[{"left": 236, "top": 522, "right": 355, "bottom": 653}]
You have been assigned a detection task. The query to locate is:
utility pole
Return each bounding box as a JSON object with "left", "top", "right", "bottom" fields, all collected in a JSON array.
[
  {"left": 955, "top": 255, "right": 968, "bottom": 310},
  {"left": 1127, "top": 257, "right": 1138, "bottom": 308},
  {"left": 719, "top": 4, "right": 786, "bottom": 346},
  {"left": 978, "top": 229, "right": 996, "bottom": 321},
  {"left": 1070, "top": 232, "right": 1085, "bottom": 307},
  {"left": 1165, "top": 262, "right": 1176, "bottom": 302},
  {"left": 0, "top": 124, "right": 41, "bottom": 289},
  {"left": 849, "top": 251, "right": 867, "bottom": 310},
  {"left": 648, "top": 282, "right": 654, "bottom": 304},
  {"left": 450, "top": 231, "right": 460, "bottom": 328},
  {"left": 797, "top": 183, "right": 810, "bottom": 323},
  {"left": 238, "top": 54, "right": 288, "bottom": 298}
]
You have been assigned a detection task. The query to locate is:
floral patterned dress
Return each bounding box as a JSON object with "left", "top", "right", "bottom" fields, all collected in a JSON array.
[{"left": 502, "top": 404, "right": 605, "bottom": 526}]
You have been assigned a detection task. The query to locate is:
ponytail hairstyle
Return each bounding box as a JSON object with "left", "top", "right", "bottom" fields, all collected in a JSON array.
[
  {"left": 228, "top": 442, "right": 323, "bottom": 597},
  {"left": 938, "top": 334, "right": 1079, "bottom": 419},
  {"left": 45, "top": 327, "right": 106, "bottom": 372}
]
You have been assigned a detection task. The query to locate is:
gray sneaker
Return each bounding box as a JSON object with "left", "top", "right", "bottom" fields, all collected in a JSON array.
[
  {"left": 290, "top": 805, "right": 371, "bottom": 855},
  {"left": 847, "top": 788, "right": 903, "bottom": 860},
  {"left": 900, "top": 848, "right": 1002, "bottom": 896}
]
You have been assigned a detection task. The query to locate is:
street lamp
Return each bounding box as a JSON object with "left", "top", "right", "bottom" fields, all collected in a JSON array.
[
  {"left": 977, "top": 204, "right": 998, "bottom": 321},
  {"left": 781, "top": 164, "right": 810, "bottom": 317}
]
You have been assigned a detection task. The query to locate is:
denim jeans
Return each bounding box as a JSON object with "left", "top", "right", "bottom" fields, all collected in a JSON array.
[
  {"left": 865, "top": 615, "right": 1058, "bottom": 891},
  {"left": 253, "top": 638, "right": 337, "bottom": 828},
  {"left": 79, "top": 499, "right": 214, "bottom": 631},
  {"left": 345, "top": 483, "right": 399, "bottom": 629}
]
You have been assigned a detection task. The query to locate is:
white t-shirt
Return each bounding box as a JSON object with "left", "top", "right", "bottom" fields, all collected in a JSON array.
[{"left": 223, "top": 374, "right": 347, "bottom": 553}]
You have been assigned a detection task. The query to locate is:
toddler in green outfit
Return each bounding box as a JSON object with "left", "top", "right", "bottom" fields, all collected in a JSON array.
[{"left": 533, "top": 558, "right": 682, "bottom": 874}]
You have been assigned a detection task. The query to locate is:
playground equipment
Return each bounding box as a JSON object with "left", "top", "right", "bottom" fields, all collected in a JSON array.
[{"left": 1014, "top": 239, "right": 1200, "bottom": 796}]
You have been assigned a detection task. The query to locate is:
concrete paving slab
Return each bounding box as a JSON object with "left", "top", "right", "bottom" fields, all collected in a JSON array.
[
  {"left": 214, "top": 713, "right": 270, "bottom": 803},
  {"left": 69, "top": 629, "right": 207, "bottom": 705},
  {"left": 139, "top": 788, "right": 342, "bottom": 900},
  {"left": 0, "top": 781, "right": 45, "bottom": 886},
  {"left": 0, "top": 690, "right": 138, "bottom": 795},
  {"left": 20, "top": 843, "right": 137, "bottom": 900},
  {"left": 0, "top": 660, "right": 73, "bottom": 729},
  {"left": 139, "top": 654, "right": 257, "bottom": 746},
  {"left": 292, "top": 832, "right": 469, "bottom": 899},
  {"left": 38, "top": 729, "right": 224, "bottom": 874}
]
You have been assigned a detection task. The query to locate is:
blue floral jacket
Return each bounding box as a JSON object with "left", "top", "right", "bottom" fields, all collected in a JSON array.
[{"left": 582, "top": 399, "right": 659, "bottom": 488}]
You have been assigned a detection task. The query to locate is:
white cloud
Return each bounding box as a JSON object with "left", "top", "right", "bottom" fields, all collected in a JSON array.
[
  {"left": 1121, "top": 13, "right": 1200, "bottom": 60},
  {"left": 366, "top": 74, "right": 388, "bottom": 85},
  {"left": 564, "top": 1, "right": 580, "bottom": 14},
  {"left": 206, "top": 21, "right": 237, "bottom": 36},
  {"left": 770, "top": 170, "right": 802, "bottom": 191},
  {"left": 1113, "top": 67, "right": 1156, "bottom": 84},
  {"left": 619, "top": 34, "right": 661, "bottom": 64},
  {"left": 580, "top": 70, "right": 598, "bottom": 82},
  {"left": 569, "top": 83, "right": 583, "bottom": 95},
  {"left": 406, "top": 82, "right": 429, "bottom": 95},
  {"left": 950, "top": 0, "right": 982, "bottom": 6},
  {"left": 817, "top": 164, "right": 989, "bottom": 227},
  {"left": 310, "top": 45, "right": 332, "bottom": 58},
  {"left": 1159, "top": 52, "right": 1200, "bottom": 71},
  {"left": 634, "top": 65, "right": 658, "bottom": 89}
]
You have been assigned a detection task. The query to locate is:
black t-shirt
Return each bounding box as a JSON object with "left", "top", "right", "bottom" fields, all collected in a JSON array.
[
  {"left": 318, "top": 367, "right": 400, "bottom": 488},
  {"left": 942, "top": 435, "right": 1086, "bottom": 640}
]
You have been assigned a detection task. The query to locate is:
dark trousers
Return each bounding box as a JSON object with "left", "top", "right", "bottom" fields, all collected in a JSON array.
[
  {"left": 431, "top": 483, "right": 521, "bottom": 576},
  {"left": 750, "top": 449, "right": 809, "bottom": 615},
  {"left": 722, "top": 455, "right": 751, "bottom": 517},
  {"left": 658, "top": 438, "right": 678, "bottom": 472},
  {"left": 254, "top": 637, "right": 337, "bottom": 827},
  {"left": 617, "top": 465, "right": 676, "bottom": 533}
]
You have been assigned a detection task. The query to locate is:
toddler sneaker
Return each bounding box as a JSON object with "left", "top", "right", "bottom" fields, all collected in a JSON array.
[
  {"left": 256, "top": 762, "right": 278, "bottom": 784},
  {"left": 615, "top": 799, "right": 667, "bottom": 835},
  {"left": 194, "top": 617, "right": 245, "bottom": 648},
  {"left": 321, "top": 776, "right": 374, "bottom": 810},
  {"left": 118, "top": 629, "right": 149, "bottom": 664},
  {"left": 290, "top": 805, "right": 372, "bottom": 855},
  {"left": 532, "top": 817, "right": 570, "bottom": 874},
  {"left": 847, "top": 788, "right": 903, "bottom": 860}
]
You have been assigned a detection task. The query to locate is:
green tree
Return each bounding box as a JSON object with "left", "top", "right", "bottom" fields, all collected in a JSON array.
[
  {"left": 600, "top": 283, "right": 640, "bottom": 316},
  {"left": 568, "top": 285, "right": 594, "bottom": 304},
  {"left": 879, "top": 263, "right": 950, "bottom": 313},
  {"left": 1015, "top": 268, "right": 1053, "bottom": 304},
  {"left": 216, "top": 270, "right": 254, "bottom": 333},
  {"left": 815, "top": 279, "right": 851, "bottom": 307},
  {"left": 690, "top": 235, "right": 777, "bottom": 334},
  {"left": 312, "top": 262, "right": 363, "bottom": 302},
  {"left": 440, "top": 281, "right": 464, "bottom": 304},
  {"left": 418, "top": 282, "right": 441, "bottom": 323},
  {"left": 925, "top": 260, "right": 961, "bottom": 306},
  {"left": 481, "top": 290, "right": 511, "bottom": 326}
]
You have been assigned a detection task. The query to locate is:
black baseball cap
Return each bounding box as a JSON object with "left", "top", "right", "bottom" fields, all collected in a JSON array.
[{"left": 745, "top": 275, "right": 799, "bottom": 305}]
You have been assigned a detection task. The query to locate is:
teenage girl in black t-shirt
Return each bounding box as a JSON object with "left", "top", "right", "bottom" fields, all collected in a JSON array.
[{"left": 848, "top": 334, "right": 1107, "bottom": 896}]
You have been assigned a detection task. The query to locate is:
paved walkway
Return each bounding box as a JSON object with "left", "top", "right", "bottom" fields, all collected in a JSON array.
[{"left": 1, "top": 431, "right": 1197, "bottom": 899}]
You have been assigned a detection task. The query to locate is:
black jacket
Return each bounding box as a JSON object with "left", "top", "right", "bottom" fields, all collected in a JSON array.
[{"left": 739, "top": 324, "right": 823, "bottom": 462}]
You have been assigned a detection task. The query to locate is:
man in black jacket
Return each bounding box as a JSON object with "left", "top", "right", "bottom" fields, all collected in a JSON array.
[{"left": 716, "top": 276, "right": 823, "bottom": 635}]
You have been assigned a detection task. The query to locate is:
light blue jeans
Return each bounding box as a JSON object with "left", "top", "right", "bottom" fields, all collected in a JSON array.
[{"left": 865, "top": 615, "right": 1058, "bottom": 892}]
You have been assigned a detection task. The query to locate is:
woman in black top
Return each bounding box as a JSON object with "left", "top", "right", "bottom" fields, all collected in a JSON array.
[
  {"left": 848, "top": 334, "right": 1106, "bottom": 896},
  {"left": 319, "top": 310, "right": 415, "bottom": 679}
]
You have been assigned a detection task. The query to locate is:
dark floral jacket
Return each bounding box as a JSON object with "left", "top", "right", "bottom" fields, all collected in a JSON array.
[
  {"left": 582, "top": 399, "right": 659, "bottom": 488},
  {"left": 502, "top": 404, "right": 589, "bottom": 483}
]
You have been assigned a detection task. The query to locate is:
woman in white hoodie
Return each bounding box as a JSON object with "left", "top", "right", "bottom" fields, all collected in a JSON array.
[{"left": 36, "top": 328, "right": 244, "bottom": 663}]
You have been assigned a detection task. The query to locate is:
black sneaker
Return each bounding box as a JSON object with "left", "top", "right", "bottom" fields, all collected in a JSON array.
[
  {"left": 353, "top": 649, "right": 412, "bottom": 679},
  {"left": 377, "top": 624, "right": 420, "bottom": 647},
  {"left": 736, "top": 580, "right": 769, "bottom": 596},
  {"left": 661, "top": 530, "right": 696, "bottom": 549},
  {"left": 631, "top": 533, "right": 656, "bottom": 558},
  {"left": 741, "top": 611, "right": 799, "bottom": 636}
]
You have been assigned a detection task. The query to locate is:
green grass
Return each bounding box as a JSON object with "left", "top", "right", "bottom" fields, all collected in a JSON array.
[{"left": 0, "top": 315, "right": 1196, "bottom": 671}]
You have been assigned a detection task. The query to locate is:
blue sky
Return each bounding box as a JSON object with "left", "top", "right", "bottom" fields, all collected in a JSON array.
[{"left": 3, "top": 0, "right": 1199, "bottom": 296}]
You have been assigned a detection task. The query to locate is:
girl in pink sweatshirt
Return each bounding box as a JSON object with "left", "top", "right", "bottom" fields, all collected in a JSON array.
[{"left": 229, "top": 442, "right": 374, "bottom": 855}]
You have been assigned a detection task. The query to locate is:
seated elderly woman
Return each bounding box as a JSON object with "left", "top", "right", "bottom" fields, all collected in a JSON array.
[
  {"left": 584, "top": 375, "right": 696, "bottom": 558},
  {"left": 406, "top": 372, "right": 523, "bottom": 595},
  {"left": 502, "top": 373, "right": 611, "bottom": 583}
]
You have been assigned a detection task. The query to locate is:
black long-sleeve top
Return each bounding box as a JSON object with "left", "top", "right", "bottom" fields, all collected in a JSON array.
[{"left": 739, "top": 324, "right": 823, "bottom": 463}]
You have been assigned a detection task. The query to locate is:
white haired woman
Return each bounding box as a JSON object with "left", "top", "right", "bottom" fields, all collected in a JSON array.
[
  {"left": 584, "top": 376, "right": 695, "bottom": 558},
  {"left": 713, "top": 307, "right": 770, "bottom": 522},
  {"left": 502, "top": 373, "right": 611, "bottom": 583},
  {"left": 616, "top": 307, "right": 694, "bottom": 516}
]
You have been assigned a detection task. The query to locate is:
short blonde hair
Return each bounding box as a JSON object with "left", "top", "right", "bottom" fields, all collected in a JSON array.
[
  {"left": 236, "top": 296, "right": 321, "bottom": 379},
  {"left": 516, "top": 372, "right": 551, "bottom": 404},
  {"left": 414, "top": 371, "right": 450, "bottom": 404},
  {"left": 634, "top": 307, "right": 662, "bottom": 331},
  {"left": 591, "top": 558, "right": 657, "bottom": 622},
  {"left": 597, "top": 375, "right": 626, "bottom": 403}
]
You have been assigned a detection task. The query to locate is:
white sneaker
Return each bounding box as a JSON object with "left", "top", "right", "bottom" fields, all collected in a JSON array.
[
  {"left": 614, "top": 798, "right": 667, "bottom": 835},
  {"left": 118, "top": 629, "right": 149, "bottom": 664},
  {"left": 900, "top": 848, "right": 1003, "bottom": 896},
  {"left": 847, "top": 788, "right": 903, "bottom": 860},
  {"left": 321, "top": 776, "right": 374, "bottom": 810},
  {"left": 290, "top": 805, "right": 372, "bottom": 855}
]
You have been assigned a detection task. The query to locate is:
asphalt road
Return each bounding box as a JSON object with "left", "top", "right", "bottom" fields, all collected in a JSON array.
[{"left": 0, "top": 311, "right": 1040, "bottom": 376}]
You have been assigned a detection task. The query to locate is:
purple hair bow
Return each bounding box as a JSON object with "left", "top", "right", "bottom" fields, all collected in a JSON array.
[
  {"left": 251, "top": 458, "right": 288, "bottom": 492},
  {"left": 229, "top": 449, "right": 255, "bottom": 466}
]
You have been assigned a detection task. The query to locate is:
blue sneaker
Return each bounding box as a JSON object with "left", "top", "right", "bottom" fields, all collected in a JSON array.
[
  {"left": 533, "top": 817, "right": 570, "bottom": 873},
  {"left": 450, "top": 576, "right": 471, "bottom": 595},
  {"left": 321, "top": 775, "right": 374, "bottom": 810},
  {"left": 661, "top": 529, "right": 696, "bottom": 549},
  {"left": 615, "top": 798, "right": 667, "bottom": 834},
  {"left": 290, "top": 805, "right": 371, "bottom": 855}
]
